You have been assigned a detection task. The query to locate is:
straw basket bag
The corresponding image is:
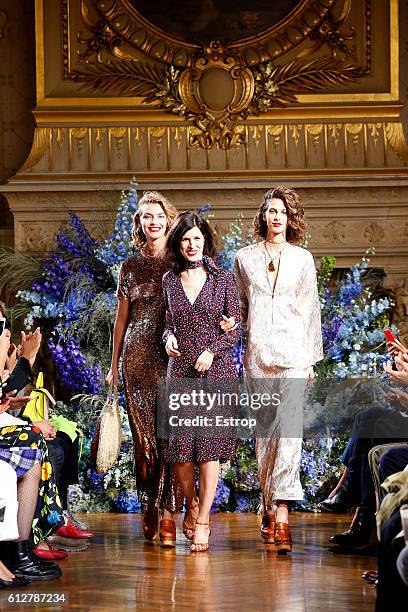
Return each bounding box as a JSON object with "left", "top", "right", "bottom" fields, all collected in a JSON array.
[{"left": 94, "top": 386, "right": 123, "bottom": 474}]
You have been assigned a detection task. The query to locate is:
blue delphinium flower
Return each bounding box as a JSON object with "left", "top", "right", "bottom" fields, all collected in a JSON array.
[
  {"left": 49, "top": 337, "right": 102, "bottom": 394},
  {"left": 113, "top": 490, "right": 141, "bottom": 513},
  {"left": 235, "top": 494, "right": 251, "bottom": 512},
  {"left": 211, "top": 480, "right": 230, "bottom": 512}
]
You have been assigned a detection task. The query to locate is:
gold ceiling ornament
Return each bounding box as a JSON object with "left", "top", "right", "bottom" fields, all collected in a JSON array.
[
  {"left": 78, "top": 0, "right": 337, "bottom": 68},
  {"left": 69, "top": 0, "right": 365, "bottom": 149},
  {"left": 296, "top": 0, "right": 356, "bottom": 61},
  {"left": 178, "top": 41, "right": 254, "bottom": 150},
  {"left": 248, "top": 57, "right": 361, "bottom": 114}
]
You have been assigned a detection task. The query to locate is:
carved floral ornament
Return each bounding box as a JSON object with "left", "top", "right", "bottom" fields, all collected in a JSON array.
[{"left": 69, "top": 0, "right": 366, "bottom": 149}]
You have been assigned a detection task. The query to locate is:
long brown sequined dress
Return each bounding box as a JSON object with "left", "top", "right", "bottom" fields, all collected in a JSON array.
[{"left": 117, "top": 252, "right": 182, "bottom": 511}]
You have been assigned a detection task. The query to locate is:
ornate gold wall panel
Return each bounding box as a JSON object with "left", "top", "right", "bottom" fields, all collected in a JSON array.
[{"left": 14, "top": 121, "right": 408, "bottom": 178}]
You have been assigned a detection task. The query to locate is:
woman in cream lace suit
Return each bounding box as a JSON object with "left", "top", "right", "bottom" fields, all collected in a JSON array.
[{"left": 234, "top": 186, "right": 323, "bottom": 553}]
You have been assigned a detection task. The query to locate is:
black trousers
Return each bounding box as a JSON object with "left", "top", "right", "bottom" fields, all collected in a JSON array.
[
  {"left": 376, "top": 509, "right": 408, "bottom": 611},
  {"left": 341, "top": 407, "right": 408, "bottom": 509},
  {"left": 47, "top": 432, "right": 79, "bottom": 510},
  {"left": 378, "top": 445, "right": 408, "bottom": 483}
]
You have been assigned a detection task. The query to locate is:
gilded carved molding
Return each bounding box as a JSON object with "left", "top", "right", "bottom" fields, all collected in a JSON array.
[
  {"left": 19, "top": 128, "right": 52, "bottom": 172},
  {"left": 63, "top": 0, "right": 374, "bottom": 148},
  {"left": 18, "top": 121, "right": 408, "bottom": 175}
]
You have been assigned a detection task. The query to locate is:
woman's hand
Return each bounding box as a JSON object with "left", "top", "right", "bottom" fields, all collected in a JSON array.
[
  {"left": 384, "top": 358, "right": 408, "bottom": 385},
  {"left": 0, "top": 329, "right": 11, "bottom": 361},
  {"left": 106, "top": 365, "right": 119, "bottom": 387},
  {"left": 0, "top": 398, "right": 10, "bottom": 414},
  {"left": 387, "top": 338, "right": 408, "bottom": 357},
  {"left": 308, "top": 367, "right": 315, "bottom": 379},
  {"left": 35, "top": 419, "right": 57, "bottom": 441},
  {"left": 20, "top": 328, "right": 42, "bottom": 367},
  {"left": 194, "top": 350, "right": 214, "bottom": 373},
  {"left": 8, "top": 395, "right": 31, "bottom": 410},
  {"left": 165, "top": 335, "right": 181, "bottom": 358},
  {"left": 386, "top": 388, "right": 408, "bottom": 411},
  {"left": 219, "top": 316, "right": 237, "bottom": 333},
  {"left": 6, "top": 343, "right": 18, "bottom": 374}
]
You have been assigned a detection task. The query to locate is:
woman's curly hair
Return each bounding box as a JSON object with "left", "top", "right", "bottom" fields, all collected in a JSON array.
[
  {"left": 132, "top": 191, "right": 177, "bottom": 247},
  {"left": 253, "top": 186, "right": 306, "bottom": 244}
]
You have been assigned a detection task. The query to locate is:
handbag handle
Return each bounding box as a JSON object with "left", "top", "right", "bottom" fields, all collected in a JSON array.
[{"left": 106, "top": 385, "right": 119, "bottom": 406}]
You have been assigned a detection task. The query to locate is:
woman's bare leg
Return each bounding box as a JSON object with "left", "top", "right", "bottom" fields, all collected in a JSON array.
[
  {"left": 174, "top": 462, "right": 199, "bottom": 537},
  {"left": 191, "top": 460, "right": 219, "bottom": 551}
]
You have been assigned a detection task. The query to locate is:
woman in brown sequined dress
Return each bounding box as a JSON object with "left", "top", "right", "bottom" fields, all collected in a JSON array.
[
  {"left": 106, "top": 191, "right": 183, "bottom": 547},
  {"left": 107, "top": 193, "right": 238, "bottom": 548}
]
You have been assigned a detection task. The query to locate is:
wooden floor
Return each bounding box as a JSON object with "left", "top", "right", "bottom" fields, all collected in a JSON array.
[{"left": 2, "top": 513, "right": 377, "bottom": 612}]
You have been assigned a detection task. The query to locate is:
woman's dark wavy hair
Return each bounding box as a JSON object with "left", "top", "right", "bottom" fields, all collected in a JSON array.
[
  {"left": 253, "top": 186, "right": 306, "bottom": 244},
  {"left": 164, "top": 211, "right": 217, "bottom": 273}
]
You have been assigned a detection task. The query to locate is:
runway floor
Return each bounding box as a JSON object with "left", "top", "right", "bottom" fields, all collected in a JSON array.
[{"left": 0, "top": 513, "right": 377, "bottom": 612}]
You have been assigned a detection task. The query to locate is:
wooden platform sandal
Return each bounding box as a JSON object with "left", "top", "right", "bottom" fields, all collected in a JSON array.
[
  {"left": 159, "top": 519, "right": 176, "bottom": 548},
  {"left": 274, "top": 522, "right": 292, "bottom": 554},
  {"left": 260, "top": 514, "right": 276, "bottom": 544}
]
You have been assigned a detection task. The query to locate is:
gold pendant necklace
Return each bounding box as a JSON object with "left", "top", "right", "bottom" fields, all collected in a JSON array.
[{"left": 265, "top": 241, "right": 285, "bottom": 272}]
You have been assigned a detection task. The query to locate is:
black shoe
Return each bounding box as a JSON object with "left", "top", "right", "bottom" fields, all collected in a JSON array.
[
  {"left": 320, "top": 490, "right": 351, "bottom": 513},
  {"left": 8, "top": 541, "right": 62, "bottom": 582},
  {"left": 329, "top": 507, "right": 375, "bottom": 548},
  {"left": 0, "top": 575, "right": 31, "bottom": 589}
]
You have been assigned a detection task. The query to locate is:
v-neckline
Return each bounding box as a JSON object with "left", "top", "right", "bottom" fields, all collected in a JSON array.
[
  {"left": 260, "top": 242, "right": 286, "bottom": 297},
  {"left": 179, "top": 272, "right": 208, "bottom": 307}
]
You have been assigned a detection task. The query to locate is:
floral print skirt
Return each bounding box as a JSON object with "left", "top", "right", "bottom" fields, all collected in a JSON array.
[{"left": 0, "top": 424, "right": 64, "bottom": 544}]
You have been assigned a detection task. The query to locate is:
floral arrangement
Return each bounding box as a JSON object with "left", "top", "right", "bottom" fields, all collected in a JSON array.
[{"left": 3, "top": 180, "right": 394, "bottom": 513}]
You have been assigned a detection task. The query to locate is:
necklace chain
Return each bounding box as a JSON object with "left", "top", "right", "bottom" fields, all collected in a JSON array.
[{"left": 264, "top": 240, "right": 286, "bottom": 272}]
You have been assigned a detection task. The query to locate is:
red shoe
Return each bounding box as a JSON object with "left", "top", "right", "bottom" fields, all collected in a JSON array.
[
  {"left": 54, "top": 520, "right": 94, "bottom": 539},
  {"left": 34, "top": 545, "right": 69, "bottom": 560}
]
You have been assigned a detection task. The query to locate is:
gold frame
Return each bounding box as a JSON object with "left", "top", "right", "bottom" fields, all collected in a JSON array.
[{"left": 35, "top": 0, "right": 399, "bottom": 111}]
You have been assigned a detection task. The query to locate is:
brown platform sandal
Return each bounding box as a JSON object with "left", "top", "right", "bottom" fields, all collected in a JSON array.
[
  {"left": 190, "top": 521, "right": 211, "bottom": 553},
  {"left": 143, "top": 506, "right": 159, "bottom": 542},
  {"left": 260, "top": 514, "right": 276, "bottom": 544},
  {"left": 274, "top": 522, "right": 292, "bottom": 554},
  {"left": 159, "top": 519, "right": 176, "bottom": 548},
  {"left": 183, "top": 500, "right": 200, "bottom": 541}
]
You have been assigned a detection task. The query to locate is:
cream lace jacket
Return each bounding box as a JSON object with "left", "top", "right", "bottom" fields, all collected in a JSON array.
[{"left": 233, "top": 242, "right": 323, "bottom": 371}]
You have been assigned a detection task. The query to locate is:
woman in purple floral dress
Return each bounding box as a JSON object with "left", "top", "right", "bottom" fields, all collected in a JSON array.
[{"left": 163, "top": 212, "right": 240, "bottom": 552}]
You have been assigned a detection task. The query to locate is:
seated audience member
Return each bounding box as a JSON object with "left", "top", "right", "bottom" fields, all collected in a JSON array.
[
  {"left": 375, "top": 448, "right": 408, "bottom": 610},
  {"left": 1, "top": 305, "right": 93, "bottom": 557},
  {"left": 368, "top": 441, "right": 408, "bottom": 507},
  {"left": 0, "top": 462, "right": 30, "bottom": 588},
  {"left": 0, "top": 328, "right": 62, "bottom": 583},
  {"left": 327, "top": 341, "right": 408, "bottom": 548}
]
